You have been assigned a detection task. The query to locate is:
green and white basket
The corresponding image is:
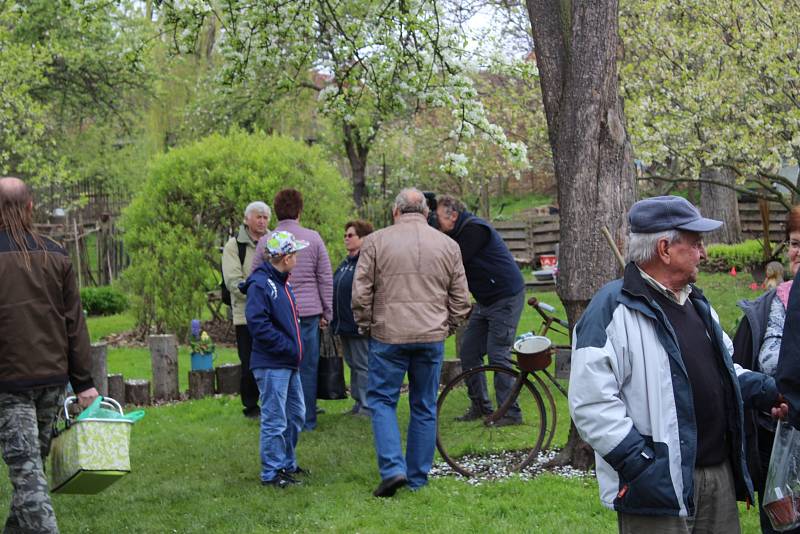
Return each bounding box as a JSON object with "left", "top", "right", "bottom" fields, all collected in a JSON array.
[{"left": 50, "top": 396, "right": 132, "bottom": 494}]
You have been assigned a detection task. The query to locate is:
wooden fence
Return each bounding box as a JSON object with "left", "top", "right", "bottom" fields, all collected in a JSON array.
[
  {"left": 494, "top": 215, "right": 560, "bottom": 269},
  {"left": 738, "top": 200, "right": 788, "bottom": 243},
  {"left": 34, "top": 215, "right": 128, "bottom": 287},
  {"left": 495, "top": 199, "right": 790, "bottom": 270}
]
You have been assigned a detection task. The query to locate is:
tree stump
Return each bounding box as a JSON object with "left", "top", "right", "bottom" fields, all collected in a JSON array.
[
  {"left": 215, "top": 363, "right": 241, "bottom": 394},
  {"left": 148, "top": 334, "right": 179, "bottom": 401},
  {"left": 188, "top": 371, "right": 215, "bottom": 399},
  {"left": 453, "top": 323, "right": 467, "bottom": 359},
  {"left": 107, "top": 374, "right": 125, "bottom": 406},
  {"left": 439, "top": 359, "right": 462, "bottom": 387},
  {"left": 90, "top": 342, "right": 108, "bottom": 396},
  {"left": 125, "top": 379, "right": 151, "bottom": 406}
]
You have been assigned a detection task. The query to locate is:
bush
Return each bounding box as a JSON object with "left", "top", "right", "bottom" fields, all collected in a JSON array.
[
  {"left": 703, "top": 239, "right": 779, "bottom": 272},
  {"left": 122, "top": 130, "right": 353, "bottom": 338},
  {"left": 80, "top": 286, "right": 129, "bottom": 316}
]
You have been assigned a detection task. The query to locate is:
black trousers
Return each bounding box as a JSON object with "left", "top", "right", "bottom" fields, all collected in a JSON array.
[{"left": 235, "top": 325, "right": 259, "bottom": 413}]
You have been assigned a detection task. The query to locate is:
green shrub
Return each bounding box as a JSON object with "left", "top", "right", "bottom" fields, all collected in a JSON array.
[
  {"left": 122, "top": 130, "right": 353, "bottom": 338},
  {"left": 704, "top": 239, "right": 778, "bottom": 271},
  {"left": 80, "top": 286, "right": 129, "bottom": 316}
]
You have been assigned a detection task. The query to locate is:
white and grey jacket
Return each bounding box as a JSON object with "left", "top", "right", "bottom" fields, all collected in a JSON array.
[{"left": 569, "top": 263, "right": 778, "bottom": 517}]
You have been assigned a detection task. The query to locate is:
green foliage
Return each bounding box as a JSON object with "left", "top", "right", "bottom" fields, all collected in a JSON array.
[
  {"left": 0, "top": 1, "right": 149, "bottom": 186},
  {"left": 705, "top": 239, "right": 779, "bottom": 271},
  {"left": 80, "top": 286, "right": 129, "bottom": 316},
  {"left": 122, "top": 130, "right": 352, "bottom": 337},
  {"left": 621, "top": 0, "right": 800, "bottom": 200}
]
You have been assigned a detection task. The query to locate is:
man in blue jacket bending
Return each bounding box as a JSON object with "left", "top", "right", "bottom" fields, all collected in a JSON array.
[
  {"left": 570, "top": 196, "right": 783, "bottom": 533},
  {"left": 435, "top": 195, "right": 526, "bottom": 425},
  {"left": 242, "top": 230, "right": 309, "bottom": 489}
]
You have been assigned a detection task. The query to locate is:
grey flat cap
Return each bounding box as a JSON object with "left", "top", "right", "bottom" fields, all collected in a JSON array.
[{"left": 629, "top": 195, "right": 723, "bottom": 233}]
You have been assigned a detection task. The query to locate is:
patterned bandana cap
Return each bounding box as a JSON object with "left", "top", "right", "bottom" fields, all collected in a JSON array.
[{"left": 266, "top": 230, "right": 310, "bottom": 257}]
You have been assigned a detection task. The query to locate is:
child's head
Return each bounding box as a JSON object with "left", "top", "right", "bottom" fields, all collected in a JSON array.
[{"left": 265, "top": 230, "right": 309, "bottom": 273}]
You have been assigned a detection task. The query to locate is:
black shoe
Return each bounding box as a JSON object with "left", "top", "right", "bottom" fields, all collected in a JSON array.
[
  {"left": 488, "top": 415, "right": 523, "bottom": 427},
  {"left": 456, "top": 405, "right": 492, "bottom": 422},
  {"left": 261, "top": 476, "right": 291, "bottom": 489},
  {"left": 281, "top": 466, "right": 309, "bottom": 476},
  {"left": 243, "top": 407, "right": 260, "bottom": 419},
  {"left": 316, "top": 407, "right": 326, "bottom": 415},
  {"left": 373, "top": 475, "right": 407, "bottom": 497},
  {"left": 279, "top": 472, "right": 302, "bottom": 485}
]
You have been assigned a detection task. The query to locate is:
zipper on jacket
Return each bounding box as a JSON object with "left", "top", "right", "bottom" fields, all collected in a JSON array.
[{"left": 284, "top": 285, "right": 303, "bottom": 364}]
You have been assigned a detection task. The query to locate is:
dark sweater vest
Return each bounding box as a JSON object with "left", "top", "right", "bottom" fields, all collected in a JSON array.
[
  {"left": 648, "top": 286, "right": 734, "bottom": 466},
  {"left": 448, "top": 212, "right": 524, "bottom": 306}
]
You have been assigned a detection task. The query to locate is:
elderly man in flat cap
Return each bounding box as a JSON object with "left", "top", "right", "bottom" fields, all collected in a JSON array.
[{"left": 568, "top": 196, "right": 785, "bottom": 533}]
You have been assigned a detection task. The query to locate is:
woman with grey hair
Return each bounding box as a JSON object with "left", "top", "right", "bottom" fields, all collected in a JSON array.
[{"left": 222, "top": 200, "right": 272, "bottom": 418}]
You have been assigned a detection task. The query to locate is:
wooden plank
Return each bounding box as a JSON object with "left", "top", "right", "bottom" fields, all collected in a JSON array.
[
  {"left": 496, "top": 230, "right": 530, "bottom": 240},
  {"left": 531, "top": 222, "right": 560, "bottom": 234},
  {"left": 532, "top": 233, "right": 560, "bottom": 243},
  {"left": 492, "top": 221, "right": 530, "bottom": 230}
]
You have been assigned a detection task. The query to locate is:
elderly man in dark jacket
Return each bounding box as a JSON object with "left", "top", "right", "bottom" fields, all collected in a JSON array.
[
  {"left": 435, "top": 195, "right": 526, "bottom": 425},
  {"left": 0, "top": 177, "right": 99, "bottom": 532}
]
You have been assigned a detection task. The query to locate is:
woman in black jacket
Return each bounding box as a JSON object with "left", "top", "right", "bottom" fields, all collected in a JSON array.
[
  {"left": 331, "top": 219, "right": 374, "bottom": 416},
  {"left": 733, "top": 205, "right": 800, "bottom": 533}
]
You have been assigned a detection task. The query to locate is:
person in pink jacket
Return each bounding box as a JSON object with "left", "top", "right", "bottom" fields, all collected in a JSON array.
[{"left": 253, "top": 189, "right": 333, "bottom": 430}]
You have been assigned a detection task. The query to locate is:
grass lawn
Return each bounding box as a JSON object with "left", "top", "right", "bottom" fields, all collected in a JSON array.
[{"left": 0, "top": 271, "right": 766, "bottom": 532}]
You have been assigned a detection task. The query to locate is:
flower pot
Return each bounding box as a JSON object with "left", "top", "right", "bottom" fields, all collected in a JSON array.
[
  {"left": 765, "top": 496, "right": 800, "bottom": 530},
  {"left": 190, "top": 352, "right": 214, "bottom": 372}
]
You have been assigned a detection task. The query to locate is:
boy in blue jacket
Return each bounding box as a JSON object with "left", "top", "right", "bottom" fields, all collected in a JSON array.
[{"left": 242, "top": 230, "right": 309, "bottom": 488}]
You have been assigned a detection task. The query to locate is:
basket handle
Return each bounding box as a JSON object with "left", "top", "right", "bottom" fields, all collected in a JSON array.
[{"left": 62, "top": 395, "right": 124, "bottom": 423}]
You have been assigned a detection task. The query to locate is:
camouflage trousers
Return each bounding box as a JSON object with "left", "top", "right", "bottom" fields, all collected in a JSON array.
[{"left": 0, "top": 386, "right": 65, "bottom": 534}]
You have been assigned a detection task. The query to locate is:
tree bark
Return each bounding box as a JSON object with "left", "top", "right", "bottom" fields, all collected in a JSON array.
[
  {"left": 700, "top": 167, "right": 742, "bottom": 244},
  {"left": 526, "top": 0, "right": 637, "bottom": 470},
  {"left": 148, "top": 334, "right": 179, "bottom": 401}
]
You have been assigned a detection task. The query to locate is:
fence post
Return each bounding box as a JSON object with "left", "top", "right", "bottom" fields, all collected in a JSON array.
[
  {"left": 107, "top": 373, "right": 125, "bottom": 405},
  {"left": 148, "top": 334, "right": 179, "bottom": 401},
  {"left": 90, "top": 342, "right": 108, "bottom": 396}
]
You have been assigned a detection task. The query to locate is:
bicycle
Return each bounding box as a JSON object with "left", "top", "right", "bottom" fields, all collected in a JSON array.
[{"left": 435, "top": 297, "right": 571, "bottom": 477}]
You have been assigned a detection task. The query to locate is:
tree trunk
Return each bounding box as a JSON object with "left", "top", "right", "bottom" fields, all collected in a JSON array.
[
  {"left": 526, "top": 0, "right": 637, "bottom": 469},
  {"left": 700, "top": 167, "right": 742, "bottom": 244},
  {"left": 343, "top": 122, "right": 370, "bottom": 209},
  {"left": 148, "top": 334, "right": 179, "bottom": 401}
]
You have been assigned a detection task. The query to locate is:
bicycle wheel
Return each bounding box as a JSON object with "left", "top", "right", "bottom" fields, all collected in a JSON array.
[{"left": 436, "top": 365, "right": 547, "bottom": 478}]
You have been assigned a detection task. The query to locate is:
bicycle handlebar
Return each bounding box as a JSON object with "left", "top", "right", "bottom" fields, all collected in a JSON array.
[
  {"left": 527, "top": 296, "right": 570, "bottom": 330},
  {"left": 538, "top": 302, "right": 556, "bottom": 313}
]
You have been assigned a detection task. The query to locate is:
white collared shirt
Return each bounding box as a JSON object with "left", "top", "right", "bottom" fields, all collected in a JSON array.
[{"left": 636, "top": 265, "right": 692, "bottom": 305}]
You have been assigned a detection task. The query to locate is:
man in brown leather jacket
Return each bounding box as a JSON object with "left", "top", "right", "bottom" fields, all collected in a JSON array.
[
  {"left": 352, "top": 187, "right": 471, "bottom": 497},
  {"left": 0, "top": 177, "right": 98, "bottom": 533}
]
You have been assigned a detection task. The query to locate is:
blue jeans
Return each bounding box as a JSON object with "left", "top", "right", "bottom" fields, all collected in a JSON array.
[
  {"left": 367, "top": 339, "right": 444, "bottom": 489},
  {"left": 252, "top": 367, "right": 305, "bottom": 482},
  {"left": 298, "top": 315, "right": 321, "bottom": 430}
]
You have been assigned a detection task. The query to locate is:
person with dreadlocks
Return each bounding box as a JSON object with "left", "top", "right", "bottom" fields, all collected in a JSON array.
[{"left": 0, "top": 177, "right": 98, "bottom": 533}]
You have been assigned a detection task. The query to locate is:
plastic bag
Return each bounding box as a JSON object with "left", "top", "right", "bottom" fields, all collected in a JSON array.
[
  {"left": 763, "top": 420, "right": 800, "bottom": 531},
  {"left": 75, "top": 396, "right": 145, "bottom": 424}
]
